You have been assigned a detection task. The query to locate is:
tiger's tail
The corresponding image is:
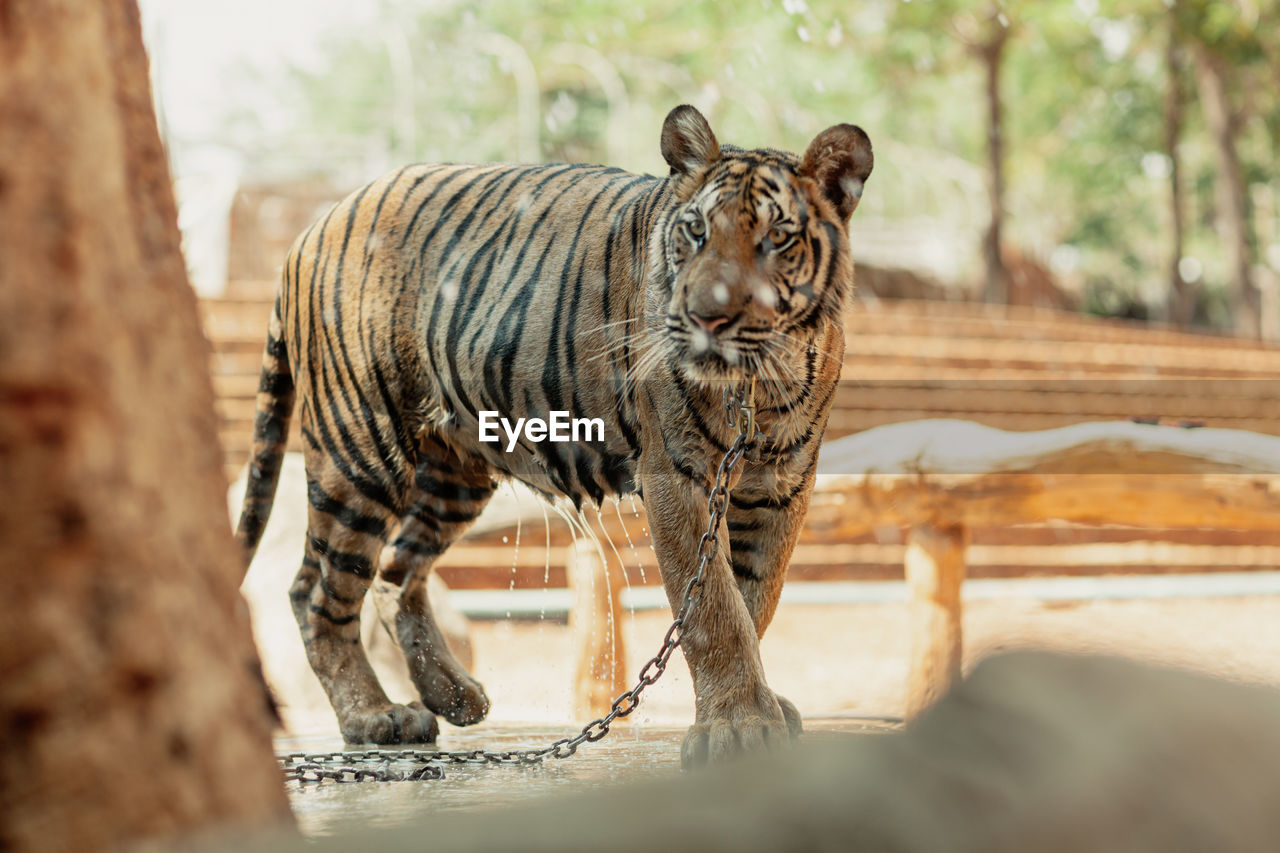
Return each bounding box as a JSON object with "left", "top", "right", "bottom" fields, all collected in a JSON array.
[{"left": 234, "top": 292, "right": 295, "bottom": 570}]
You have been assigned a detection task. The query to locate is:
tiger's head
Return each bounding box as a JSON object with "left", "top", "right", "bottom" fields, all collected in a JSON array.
[{"left": 648, "top": 104, "right": 873, "bottom": 386}]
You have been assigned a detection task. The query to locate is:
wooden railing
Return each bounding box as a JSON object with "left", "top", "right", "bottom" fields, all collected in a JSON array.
[{"left": 808, "top": 419, "right": 1280, "bottom": 718}]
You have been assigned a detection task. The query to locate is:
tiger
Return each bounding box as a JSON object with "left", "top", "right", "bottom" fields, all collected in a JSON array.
[{"left": 235, "top": 104, "right": 872, "bottom": 766}]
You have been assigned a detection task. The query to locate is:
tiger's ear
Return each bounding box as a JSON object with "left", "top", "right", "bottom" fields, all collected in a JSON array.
[
  {"left": 661, "top": 105, "right": 720, "bottom": 176},
  {"left": 800, "top": 124, "right": 874, "bottom": 220}
]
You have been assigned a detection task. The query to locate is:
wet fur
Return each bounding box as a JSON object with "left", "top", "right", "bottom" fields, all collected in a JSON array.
[{"left": 235, "top": 105, "right": 872, "bottom": 764}]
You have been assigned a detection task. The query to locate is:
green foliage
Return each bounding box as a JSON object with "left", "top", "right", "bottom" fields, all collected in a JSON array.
[{"left": 218, "top": 0, "right": 1279, "bottom": 329}]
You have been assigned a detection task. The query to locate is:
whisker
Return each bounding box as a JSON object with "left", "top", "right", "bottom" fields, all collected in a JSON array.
[{"left": 578, "top": 316, "right": 641, "bottom": 337}]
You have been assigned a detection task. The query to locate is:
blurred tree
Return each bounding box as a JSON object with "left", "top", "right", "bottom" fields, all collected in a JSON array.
[
  {"left": 1180, "top": 0, "right": 1264, "bottom": 336},
  {"left": 975, "top": 6, "right": 1013, "bottom": 305},
  {"left": 0, "top": 2, "right": 291, "bottom": 849},
  {"left": 884, "top": 0, "right": 1015, "bottom": 304},
  {"left": 1164, "top": 2, "right": 1194, "bottom": 324}
]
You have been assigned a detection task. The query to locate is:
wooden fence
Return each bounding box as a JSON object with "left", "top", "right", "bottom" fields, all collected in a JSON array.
[{"left": 200, "top": 290, "right": 1280, "bottom": 716}]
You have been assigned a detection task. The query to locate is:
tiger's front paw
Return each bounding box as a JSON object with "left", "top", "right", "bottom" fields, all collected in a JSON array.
[
  {"left": 775, "top": 691, "right": 804, "bottom": 739},
  {"left": 423, "top": 673, "right": 490, "bottom": 728},
  {"left": 680, "top": 693, "right": 791, "bottom": 768},
  {"left": 339, "top": 701, "right": 439, "bottom": 745}
]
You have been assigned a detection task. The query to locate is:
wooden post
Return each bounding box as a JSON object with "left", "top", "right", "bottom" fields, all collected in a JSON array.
[
  {"left": 567, "top": 537, "right": 628, "bottom": 721},
  {"left": 905, "top": 522, "right": 968, "bottom": 720}
]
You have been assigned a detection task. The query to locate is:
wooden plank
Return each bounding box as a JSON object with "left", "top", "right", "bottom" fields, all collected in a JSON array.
[
  {"left": 846, "top": 299, "right": 1280, "bottom": 350},
  {"left": 842, "top": 334, "right": 1280, "bottom": 375},
  {"left": 809, "top": 474, "right": 1280, "bottom": 535},
  {"left": 832, "top": 384, "right": 1280, "bottom": 422},
  {"left": 824, "top": 411, "right": 1280, "bottom": 440}
]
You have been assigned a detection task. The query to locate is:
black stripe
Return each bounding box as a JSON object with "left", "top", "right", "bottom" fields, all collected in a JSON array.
[
  {"left": 670, "top": 370, "right": 729, "bottom": 453},
  {"left": 251, "top": 408, "right": 286, "bottom": 446},
  {"left": 310, "top": 536, "right": 375, "bottom": 580},
  {"left": 258, "top": 369, "right": 294, "bottom": 397},
  {"left": 602, "top": 188, "right": 653, "bottom": 459},
  {"left": 559, "top": 176, "right": 653, "bottom": 501},
  {"left": 666, "top": 452, "right": 711, "bottom": 496},
  {"left": 573, "top": 448, "right": 606, "bottom": 505},
  {"left": 309, "top": 603, "right": 358, "bottom": 625},
  {"left": 449, "top": 167, "right": 564, "bottom": 419},
  {"left": 318, "top": 574, "right": 361, "bottom": 604},
  {"left": 301, "top": 204, "right": 403, "bottom": 513},
  {"left": 730, "top": 463, "right": 815, "bottom": 512},
  {"left": 326, "top": 182, "right": 406, "bottom": 481},
  {"left": 759, "top": 381, "right": 836, "bottom": 460},
  {"left": 432, "top": 507, "right": 485, "bottom": 525},
  {"left": 432, "top": 166, "right": 557, "bottom": 422},
  {"left": 398, "top": 166, "right": 478, "bottom": 250},
  {"left": 408, "top": 503, "right": 443, "bottom": 530},
  {"left": 415, "top": 471, "right": 494, "bottom": 503},
  {"left": 307, "top": 479, "right": 387, "bottom": 538},
  {"left": 494, "top": 239, "right": 557, "bottom": 411},
  {"left": 355, "top": 167, "right": 420, "bottom": 469},
  {"left": 391, "top": 537, "right": 445, "bottom": 558},
  {"left": 310, "top": 397, "right": 402, "bottom": 513},
  {"left": 246, "top": 460, "right": 281, "bottom": 499},
  {"left": 238, "top": 516, "right": 265, "bottom": 548},
  {"left": 534, "top": 173, "right": 646, "bottom": 499},
  {"left": 414, "top": 167, "right": 525, "bottom": 412},
  {"left": 760, "top": 345, "right": 816, "bottom": 415}
]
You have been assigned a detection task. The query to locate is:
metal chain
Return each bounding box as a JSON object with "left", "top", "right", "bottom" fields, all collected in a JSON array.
[{"left": 281, "top": 380, "right": 761, "bottom": 784}]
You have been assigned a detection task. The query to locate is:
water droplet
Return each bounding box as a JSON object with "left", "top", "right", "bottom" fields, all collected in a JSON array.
[
  {"left": 753, "top": 283, "right": 778, "bottom": 309},
  {"left": 826, "top": 20, "right": 844, "bottom": 47},
  {"left": 545, "top": 91, "right": 579, "bottom": 133}
]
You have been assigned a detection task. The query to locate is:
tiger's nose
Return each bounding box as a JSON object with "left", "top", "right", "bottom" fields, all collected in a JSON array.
[{"left": 689, "top": 311, "right": 732, "bottom": 334}]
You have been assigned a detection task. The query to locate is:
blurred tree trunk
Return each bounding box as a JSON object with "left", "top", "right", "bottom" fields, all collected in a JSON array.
[
  {"left": 0, "top": 2, "right": 292, "bottom": 851},
  {"left": 1165, "top": 5, "right": 1195, "bottom": 326},
  {"left": 1192, "top": 42, "right": 1261, "bottom": 337},
  {"left": 978, "top": 9, "right": 1010, "bottom": 305}
]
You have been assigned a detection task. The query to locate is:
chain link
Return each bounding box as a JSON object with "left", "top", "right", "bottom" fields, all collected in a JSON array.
[{"left": 280, "top": 382, "right": 761, "bottom": 783}]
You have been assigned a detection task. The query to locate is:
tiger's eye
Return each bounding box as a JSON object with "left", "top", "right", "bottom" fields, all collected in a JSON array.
[
  {"left": 768, "top": 226, "right": 787, "bottom": 246},
  {"left": 689, "top": 218, "right": 706, "bottom": 237}
]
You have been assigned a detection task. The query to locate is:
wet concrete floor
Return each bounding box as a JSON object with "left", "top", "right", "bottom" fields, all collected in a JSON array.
[{"left": 279, "top": 717, "right": 899, "bottom": 838}]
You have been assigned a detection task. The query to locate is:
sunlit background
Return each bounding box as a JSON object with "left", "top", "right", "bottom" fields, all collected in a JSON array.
[{"left": 140, "top": 0, "right": 1279, "bottom": 333}]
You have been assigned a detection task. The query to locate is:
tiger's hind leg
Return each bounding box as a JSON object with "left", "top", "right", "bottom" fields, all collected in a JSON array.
[
  {"left": 293, "top": 455, "right": 439, "bottom": 744},
  {"left": 377, "top": 436, "right": 496, "bottom": 727}
]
